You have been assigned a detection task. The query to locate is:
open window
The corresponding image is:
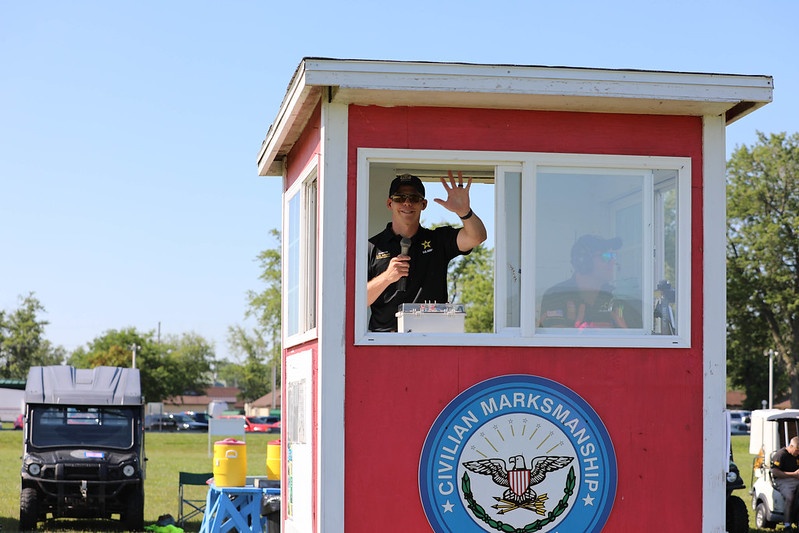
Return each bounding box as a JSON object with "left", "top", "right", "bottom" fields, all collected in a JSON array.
[{"left": 355, "top": 148, "right": 690, "bottom": 347}]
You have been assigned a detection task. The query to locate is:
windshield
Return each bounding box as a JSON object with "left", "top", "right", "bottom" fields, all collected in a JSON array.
[{"left": 30, "top": 406, "right": 137, "bottom": 449}]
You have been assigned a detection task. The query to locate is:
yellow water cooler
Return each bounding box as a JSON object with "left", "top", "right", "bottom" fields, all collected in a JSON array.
[
  {"left": 266, "top": 439, "right": 281, "bottom": 480},
  {"left": 213, "top": 438, "right": 247, "bottom": 487}
]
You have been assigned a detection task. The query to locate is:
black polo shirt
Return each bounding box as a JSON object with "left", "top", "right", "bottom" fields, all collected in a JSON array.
[
  {"left": 773, "top": 446, "right": 799, "bottom": 474},
  {"left": 538, "top": 276, "right": 617, "bottom": 328},
  {"left": 368, "top": 223, "right": 466, "bottom": 331}
]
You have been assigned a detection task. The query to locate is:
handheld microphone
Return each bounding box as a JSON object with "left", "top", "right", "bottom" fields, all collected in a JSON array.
[{"left": 397, "top": 237, "right": 412, "bottom": 292}]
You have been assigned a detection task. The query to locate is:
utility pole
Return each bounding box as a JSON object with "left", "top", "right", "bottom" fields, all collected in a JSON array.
[
  {"left": 770, "top": 350, "right": 775, "bottom": 409},
  {"left": 132, "top": 344, "right": 140, "bottom": 369},
  {"left": 271, "top": 361, "right": 277, "bottom": 413},
  {"left": 767, "top": 349, "right": 776, "bottom": 409}
]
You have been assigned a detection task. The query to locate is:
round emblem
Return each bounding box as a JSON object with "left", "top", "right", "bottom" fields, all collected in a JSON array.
[{"left": 419, "top": 374, "right": 616, "bottom": 532}]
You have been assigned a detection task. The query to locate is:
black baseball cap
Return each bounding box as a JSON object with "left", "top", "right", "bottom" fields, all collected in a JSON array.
[
  {"left": 571, "top": 234, "right": 622, "bottom": 263},
  {"left": 389, "top": 174, "right": 425, "bottom": 197}
]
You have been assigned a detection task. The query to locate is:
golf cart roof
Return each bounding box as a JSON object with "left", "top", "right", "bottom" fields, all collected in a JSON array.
[
  {"left": 749, "top": 409, "right": 799, "bottom": 455},
  {"left": 25, "top": 366, "right": 143, "bottom": 406},
  {"left": 763, "top": 409, "right": 799, "bottom": 421}
]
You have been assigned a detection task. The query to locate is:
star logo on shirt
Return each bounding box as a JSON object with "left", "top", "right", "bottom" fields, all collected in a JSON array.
[{"left": 422, "top": 240, "right": 432, "bottom": 250}]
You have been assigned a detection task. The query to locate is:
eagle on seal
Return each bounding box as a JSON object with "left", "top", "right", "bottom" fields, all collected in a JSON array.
[{"left": 463, "top": 455, "right": 573, "bottom": 511}]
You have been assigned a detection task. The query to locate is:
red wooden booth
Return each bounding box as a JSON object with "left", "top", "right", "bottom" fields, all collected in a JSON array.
[{"left": 257, "top": 58, "right": 772, "bottom": 532}]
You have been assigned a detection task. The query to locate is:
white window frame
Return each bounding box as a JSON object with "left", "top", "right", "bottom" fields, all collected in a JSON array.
[
  {"left": 283, "top": 160, "right": 318, "bottom": 347},
  {"left": 354, "top": 148, "right": 691, "bottom": 348}
]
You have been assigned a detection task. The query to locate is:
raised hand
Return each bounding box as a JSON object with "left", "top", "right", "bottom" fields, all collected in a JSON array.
[{"left": 434, "top": 170, "right": 472, "bottom": 218}]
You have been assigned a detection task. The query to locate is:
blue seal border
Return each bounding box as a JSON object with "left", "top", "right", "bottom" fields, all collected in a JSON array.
[{"left": 418, "top": 374, "right": 617, "bottom": 533}]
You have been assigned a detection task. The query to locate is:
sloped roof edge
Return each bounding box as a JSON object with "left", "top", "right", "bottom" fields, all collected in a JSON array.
[{"left": 257, "top": 57, "right": 773, "bottom": 176}]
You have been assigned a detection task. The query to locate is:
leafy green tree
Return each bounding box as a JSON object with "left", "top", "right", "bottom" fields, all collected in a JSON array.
[
  {"left": 423, "top": 219, "right": 495, "bottom": 333},
  {"left": 214, "top": 359, "right": 235, "bottom": 385},
  {"left": 215, "top": 359, "right": 244, "bottom": 387},
  {"left": 161, "top": 332, "right": 215, "bottom": 399},
  {"left": 67, "top": 327, "right": 213, "bottom": 403},
  {"left": 227, "top": 229, "right": 281, "bottom": 403},
  {"left": 0, "top": 293, "right": 63, "bottom": 379},
  {"left": 727, "top": 132, "right": 799, "bottom": 408},
  {"left": 449, "top": 244, "right": 494, "bottom": 333},
  {"left": 227, "top": 325, "right": 272, "bottom": 402},
  {"left": 68, "top": 328, "right": 149, "bottom": 367}
]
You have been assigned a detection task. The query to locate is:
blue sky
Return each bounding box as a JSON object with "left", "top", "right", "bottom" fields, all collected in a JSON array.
[{"left": 1, "top": 1, "right": 796, "bottom": 361}]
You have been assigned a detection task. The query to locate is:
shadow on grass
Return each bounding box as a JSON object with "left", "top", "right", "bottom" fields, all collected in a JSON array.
[
  {"left": 0, "top": 516, "right": 205, "bottom": 532},
  {"left": 1, "top": 517, "right": 126, "bottom": 532}
]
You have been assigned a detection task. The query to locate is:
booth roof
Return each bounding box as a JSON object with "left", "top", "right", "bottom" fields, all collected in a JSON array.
[{"left": 257, "top": 57, "right": 774, "bottom": 176}]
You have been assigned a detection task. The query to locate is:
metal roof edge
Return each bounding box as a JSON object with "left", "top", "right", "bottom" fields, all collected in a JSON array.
[
  {"left": 257, "top": 60, "right": 307, "bottom": 176},
  {"left": 299, "top": 58, "right": 773, "bottom": 104},
  {"left": 299, "top": 57, "right": 773, "bottom": 80},
  {"left": 256, "top": 58, "right": 773, "bottom": 176}
]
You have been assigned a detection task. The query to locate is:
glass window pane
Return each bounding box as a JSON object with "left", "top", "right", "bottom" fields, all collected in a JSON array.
[
  {"left": 503, "top": 170, "right": 521, "bottom": 328},
  {"left": 653, "top": 172, "right": 678, "bottom": 335},
  {"left": 287, "top": 193, "right": 301, "bottom": 336},
  {"left": 32, "top": 407, "right": 135, "bottom": 449},
  {"left": 306, "top": 178, "right": 318, "bottom": 330},
  {"left": 535, "top": 169, "right": 645, "bottom": 332}
]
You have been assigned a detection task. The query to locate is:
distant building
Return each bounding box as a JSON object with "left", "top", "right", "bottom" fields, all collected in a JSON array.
[
  {"left": 164, "top": 386, "right": 243, "bottom": 414},
  {"left": 727, "top": 389, "right": 790, "bottom": 410},
  {"left": 247, "top": 388, "right": 281, "bottom": 417}
]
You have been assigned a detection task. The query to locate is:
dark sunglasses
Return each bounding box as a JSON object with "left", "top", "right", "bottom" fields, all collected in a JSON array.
[
  {"left": 597, "top": 251, "right": 618, "bottom": 262},
  {"left": 390, "top": 193, "right": 425, "bottom": 204}
]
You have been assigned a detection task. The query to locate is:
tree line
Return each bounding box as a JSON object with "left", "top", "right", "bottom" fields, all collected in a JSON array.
[
  {"left": 0, "top": 234, "right": 282, "bottom": 404},
  {"left": 727, "top": 132, "right": 799, "bottom": 408}
]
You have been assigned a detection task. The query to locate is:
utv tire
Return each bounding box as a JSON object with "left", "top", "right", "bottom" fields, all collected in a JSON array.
[
  {"left": 726, "top": 495, "right": 749, "bottom": 533},
  {"left": 122, "top": 485, "right": 144, "bottom": 531},
  {"left": 19, "top": 487, "right": 39, "bottom": 531},
  {"left": 755, "top": 501, "right": 777, "bottom": 529}
]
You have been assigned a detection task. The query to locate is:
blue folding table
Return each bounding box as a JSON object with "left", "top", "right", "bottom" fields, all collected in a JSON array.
[{"left": 199, "top": 483, "right": 278, "bottom": 533}]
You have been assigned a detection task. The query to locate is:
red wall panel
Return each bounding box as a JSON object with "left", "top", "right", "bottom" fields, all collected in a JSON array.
[
  {"left": 343, "top": 106, "right": 704, "bottom": 531},
  {"left": 284, "top": 103, "right": 322, "bottom": 191}
]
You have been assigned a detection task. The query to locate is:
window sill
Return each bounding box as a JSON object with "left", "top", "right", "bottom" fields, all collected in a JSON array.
[{"left": 355, "top": 330, "right": 688, "bottom": 348}]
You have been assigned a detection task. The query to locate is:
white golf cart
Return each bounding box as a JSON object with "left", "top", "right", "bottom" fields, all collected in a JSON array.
[{"left": 749, "top": 409, "right": 799, "bottom": 529}]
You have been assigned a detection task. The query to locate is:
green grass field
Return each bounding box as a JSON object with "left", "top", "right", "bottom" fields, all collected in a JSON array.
[
  {"left": 731, "top": 433, "right": 771, "bottom": 533},
  {"left": 0, "top": 425, "right": 279, "bottom": 532},
  {"left": 0, "top": 428, "right": 772, "bottom": 532}
]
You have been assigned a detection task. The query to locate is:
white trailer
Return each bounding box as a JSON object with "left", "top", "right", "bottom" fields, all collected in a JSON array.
[{"left": 0, "top": 386, "right": 24, "bottom": 423}]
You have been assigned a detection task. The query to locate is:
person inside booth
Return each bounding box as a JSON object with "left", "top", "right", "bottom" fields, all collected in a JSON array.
[
  {"left": 367, "top": 171, "right": 487, "bottom": 332},
  {"left": 538, "top": 234, "right": 640, "bottom": 329}
]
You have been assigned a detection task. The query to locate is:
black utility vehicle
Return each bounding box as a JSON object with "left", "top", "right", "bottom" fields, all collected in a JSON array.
[
  {"left": 20, "top": 366, "right": 146, "bottom": 531},
  {"left": 726, "top": 458, "right": 748, "bottom": 533}
]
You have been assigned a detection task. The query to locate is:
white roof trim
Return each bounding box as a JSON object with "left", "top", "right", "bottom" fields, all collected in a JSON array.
[{"left": 258, "top": 58, "right": 773, "bottom": 176}]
